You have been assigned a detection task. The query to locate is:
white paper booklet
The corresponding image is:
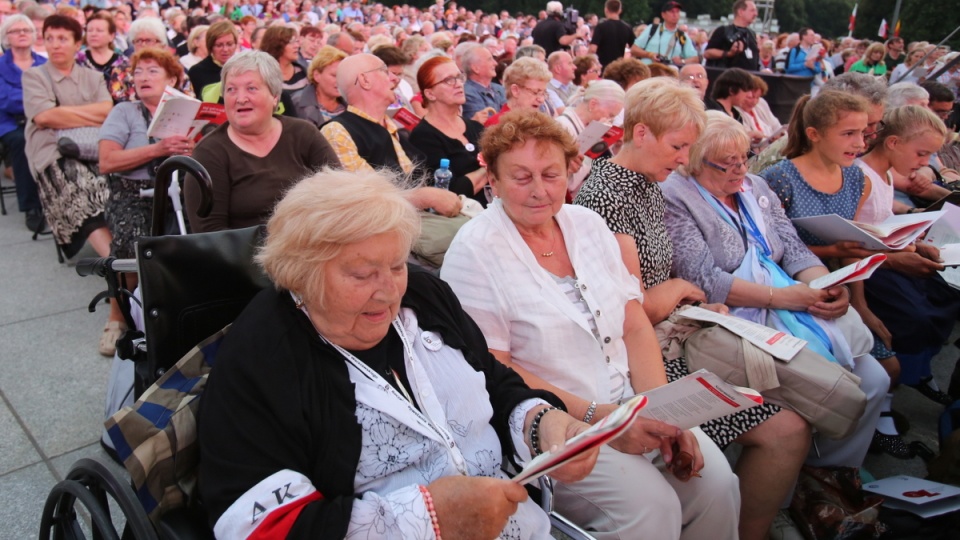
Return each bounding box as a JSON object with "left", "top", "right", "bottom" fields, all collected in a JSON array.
[
  {"left": 675, "top": 306, "right": 807, "bottom": 360},
  {"left": 920, "top": 203, "right": 960, "bottom": 287},
  {"left": 863, "top": 475, "right": 960, "bottom": 518},
  {"left": 147, "top": 86, "right": 227, "bottom": 139},
  {"left": 512, "top": 394, "right": 648, "bottom": 485},
  {"left": 638, "top": 369, "right": 763, "bottom": 430},
  {"left": 791, "top": 211, "right": 944, "bottom": 250},
  {"left": 575, "top": 121, "right": 613, "bottom": 155},
  {"left": 808, "top": 253, "right": 887, "bottom": 289}
]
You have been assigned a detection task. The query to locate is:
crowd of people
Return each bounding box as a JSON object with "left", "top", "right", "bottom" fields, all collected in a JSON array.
[{"left": 6, "top": 0, "right": 960, "bottom": 538}]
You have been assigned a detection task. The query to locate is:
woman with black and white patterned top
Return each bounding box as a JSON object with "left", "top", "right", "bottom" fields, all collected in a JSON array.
[{"left": 575, "top": 78, "right": 810, "bottom": 540}]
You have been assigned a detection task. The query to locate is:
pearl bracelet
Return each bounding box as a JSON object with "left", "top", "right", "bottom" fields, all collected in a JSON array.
[
  {"left": 529, "top": 406, "right": 559, "bottom": 456},
  {"left": 583, "top": 401, "right": 598, "bottom": 424},
  {"left": 418, "top": 485, "right": 442, "bottom": 540}
]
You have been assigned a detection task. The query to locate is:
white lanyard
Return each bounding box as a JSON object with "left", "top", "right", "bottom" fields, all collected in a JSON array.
[{"left": 296, "top": 296, "right": 469, "bottom": 476}]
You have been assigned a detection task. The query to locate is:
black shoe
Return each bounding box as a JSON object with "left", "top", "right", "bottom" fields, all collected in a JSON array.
[
  {"left": 890, "top": 408, "right": 911, "bottom": 434},
  {"left": 869, "top": 430, "right": 915, "bottom": 459},
  {"left": 24, "top": 209, "right": 46, "bottom": 233},
  {"left": 909, "top": 377, "right": 955, "bottom": 406}
]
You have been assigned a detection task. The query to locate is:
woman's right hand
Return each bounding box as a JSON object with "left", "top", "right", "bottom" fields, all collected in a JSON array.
[
  {"left": 774, "top": 283, "right": 830, "bottom": 311},
  {"left": 668, "top": 278, "right": 707, "bottom": 306},
  {"left": 156, "top": 135, "right": 195, "bottom": 157},
  {"left": 597, "top": 404, "right": 681, "bottom": 455},
  {"left": 427, "top": 476, "right": 528, "bottom": 540},
  {"left": 859, "top": 307, "right": 893, "bottom": 349},
  {"left": 885, "top": 250, "right": 944, "bottom": 277}
]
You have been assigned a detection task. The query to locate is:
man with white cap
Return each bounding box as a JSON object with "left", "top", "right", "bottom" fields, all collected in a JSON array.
[{"left": 531, "top": 1, "right": 581, "bottom": 56}]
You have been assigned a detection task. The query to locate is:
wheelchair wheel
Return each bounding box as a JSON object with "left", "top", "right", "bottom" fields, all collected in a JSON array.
[
  {"left": 39, "top": 457, "right": 159, "bottom": 540},
  {"left": 39, "top": 479, "right": 121, "bottom": 540}
]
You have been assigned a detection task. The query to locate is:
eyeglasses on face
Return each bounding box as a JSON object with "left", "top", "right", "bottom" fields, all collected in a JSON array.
[
  {"left": 684, "top": 72, "right": 706, "bottom": 80},
  {"left": 7, "top": 28, "right": 33, "bottom": 36},
  {"left": 517, "top": 85, "right": 547, "bottom": 99},
  {"left": 704, "top": 157, "right": 748, "bottom": 173},
  {"left": 932, "top": 107, "right": 953, "bottom": 119},
  {"left": 864, "top": 120, "right": 886, "bottom": 136},
  {"left": 431, "top": 73, "right": 466, "bottom": 88},
  {"left": 355, "top": 64, "right": 389, "bottom": 85},
  {"left": 585, "top": 67, "right": 601, "bottom": 75},
  {"left": 133, "top": 38, "right": 162, "bottom": 46}
]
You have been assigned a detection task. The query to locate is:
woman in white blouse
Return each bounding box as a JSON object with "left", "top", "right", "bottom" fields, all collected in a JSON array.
[{"left": 442, "top": 109, "right": 740, "bottom": 540}]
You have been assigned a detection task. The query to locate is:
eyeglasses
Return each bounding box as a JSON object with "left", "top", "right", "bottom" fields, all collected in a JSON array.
[
  {"left": 355, "top": 64, "right": 389, "bottom": 85},
  {"left": 864, "top": 120, "right": 886, "bottom": 138},
  {"left": 431, "top": 73, "right": 466, "bottom": 87},
  {"left": 586, "top": 68, "right": 601, "bottom": 75},
  {"left": 684, "top": 72, "right": 707, "bottom": 80},
  {"left": 7, "top": 28, "right": 34, "bottom": 36},
  {"left": 704, "top": 158, "right": 748, "bottom": 173},
  {"left": 932, "top": 107, "right": 954, "bottom": 119},
  {"left": 133, "top": 38, "right": 162, "bottom": 47},
  {"left": 517, "top": 85, "right": 547, "bottom": 99},
  {"left": 133, "top": 67, "right": 167, "bottom": 78}
]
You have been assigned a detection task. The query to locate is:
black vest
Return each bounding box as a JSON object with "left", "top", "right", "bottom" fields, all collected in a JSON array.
[{"left": 327, "top": 110, "right": 405, "bottom": 174}]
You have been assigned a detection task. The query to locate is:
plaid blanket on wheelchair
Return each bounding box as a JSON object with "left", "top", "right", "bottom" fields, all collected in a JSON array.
[{"left": 105, "top": 325, "right": 229, "bottom": 522}]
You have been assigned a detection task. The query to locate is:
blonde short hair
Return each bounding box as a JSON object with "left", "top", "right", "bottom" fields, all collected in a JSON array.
[
  {"left": 257, "top": 168, "right": 420, "bottom": 307},
  {"left": 687, "top": 111, "right": 751, "bottom": 176},
  {"left": 622, "top": 77, "right": 706, "bottom": 141},
  {"left": 503, "top": 57, "right": 551, "bottom": 95},
  {"left": 308, "top": 45, "right": 348, "bottom": 82}
]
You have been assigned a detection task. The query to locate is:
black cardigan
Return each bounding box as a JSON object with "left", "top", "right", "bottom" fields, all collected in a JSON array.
[
  {"left": 198, "top": 265, "right": 563, "bottom": 537},
  {"left": 409, "top": 117, "right": 487, "bottom": 207}
]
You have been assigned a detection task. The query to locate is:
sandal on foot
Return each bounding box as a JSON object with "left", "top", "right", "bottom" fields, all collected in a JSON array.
[
  {"left": 869, "top": 430, "right": 914, "bottom": 459},
  {"left": 99, "top": 321, "right": 127, "bottom": 357}
]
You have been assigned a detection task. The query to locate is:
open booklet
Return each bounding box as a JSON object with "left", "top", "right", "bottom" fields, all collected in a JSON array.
[
  {"left": 808, "top": 253, "right": 887, "bottom": 289},
  {"left": 575, "top": 121, "right": 624, "bottom": 160},
  {"left": 675, "top": 306, "right": 807, "bottom": 361},
  {"left": 918, "top": 203, "right": 960, "bottom": 288},
  {"left": 791, "top": 211, "right": 944, "bottom": 250},
  {"left": 512, "top": 394, "right": 648, "bottom": 485},
  {"left": 637, "top": 369, "right": 763, "bottom": 430},
  {"left": 147, "top": 86, "right": 226, "bottom": 140}
]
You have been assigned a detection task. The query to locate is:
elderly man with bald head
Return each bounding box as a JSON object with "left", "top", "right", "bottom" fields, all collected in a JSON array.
[{"left": 319, "top": 54, "right": 461, "bottom": 216}]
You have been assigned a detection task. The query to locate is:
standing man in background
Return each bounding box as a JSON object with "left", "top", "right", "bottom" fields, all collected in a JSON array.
[
  {"left": 589, "top": 0, "right": 633, "bottom": 69},
  {"left": 631, "top": 1, "right": 699, "bottom": 66},
  {"left": 704, "top": 0, "right": 759, "bottom": 71}
]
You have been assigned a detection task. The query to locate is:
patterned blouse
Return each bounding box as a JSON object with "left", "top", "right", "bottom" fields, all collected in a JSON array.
[
  {"left": 759, "top": 159, "right": 865, "bottom": 246},
  {"left": 76, "top": 49, "right": 133, "bottom": 103},
  {"left": 574, "top": 158, "right": 674, "bottom": 289}
]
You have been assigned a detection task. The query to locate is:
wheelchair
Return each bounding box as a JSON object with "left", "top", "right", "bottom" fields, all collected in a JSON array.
[{"left": 39, "top": 157, "right": 594, "bottom": 540}]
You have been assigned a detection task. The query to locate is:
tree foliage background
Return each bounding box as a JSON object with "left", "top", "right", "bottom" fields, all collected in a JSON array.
[{"left": 453, "top": 0, "right": 958, "bottom": 45}]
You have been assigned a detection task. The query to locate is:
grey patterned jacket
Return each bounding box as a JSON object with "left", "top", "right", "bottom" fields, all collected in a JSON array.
[{"left": 661, "top": 172, "right": 823, "bottom": 304}]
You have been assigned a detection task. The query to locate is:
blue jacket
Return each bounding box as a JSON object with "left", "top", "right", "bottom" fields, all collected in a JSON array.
[
  {"left": 0, "top": 49, "right": 46, "bottom": 137},
  {"left": 785, "top": 46, "right": 823, "bottom": 77}
]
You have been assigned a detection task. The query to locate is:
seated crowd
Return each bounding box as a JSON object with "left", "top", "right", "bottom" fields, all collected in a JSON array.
[{"left": 9, "top": 0, "right": 960, "bottom": 538}]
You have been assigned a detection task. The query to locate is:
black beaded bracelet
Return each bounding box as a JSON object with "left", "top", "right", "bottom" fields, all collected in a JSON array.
[{"left": 529, "top": 406, "right": 559, "bottom": 456}]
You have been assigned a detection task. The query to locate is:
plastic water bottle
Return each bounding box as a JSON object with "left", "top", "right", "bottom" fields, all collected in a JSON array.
[{"left": 434, "top": 159, "right": 452, "bottom": 190}]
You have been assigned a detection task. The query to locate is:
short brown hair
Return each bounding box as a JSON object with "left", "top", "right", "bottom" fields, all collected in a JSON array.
[
  {"left": 259, "top": 25, "right": 296, "bottom": 60},
  {"left": 372, "top": 45, "right": 409, "bottom": 67},
  {"left": 86, "top": 11, "right": 116, "bottom": 35},
  {"left": 205, "top": 19, "right": 238, "bottom": 54},
  {"left": 130, "top": 48, "right": 185, "bottom": 87},
  {"left": 603, "top": 58, "right": 650, "bottom": 90},
  {"left": 480, "top": 109, "right": 579, "bottom": 179}
]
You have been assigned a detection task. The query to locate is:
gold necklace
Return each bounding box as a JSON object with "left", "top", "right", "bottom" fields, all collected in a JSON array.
[{"left": 538, "top": 227, "right": 557, "bottom": 257}]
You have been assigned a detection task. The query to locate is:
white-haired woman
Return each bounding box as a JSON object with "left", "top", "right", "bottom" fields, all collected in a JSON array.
[
  {"left": 555, "top": 79, "right": 624, "bottom": 198},
  {"left": 485, "top": 56, "right": 551, "bottom": 126},
  {"left": 198, "top": 168, "right": 599, "bottom": 540},
  {"left": 180, "top": 24, "right": 209, "bottom": 70},
  {"left": 0, "top": 14, "right": 46, "bottom": 231},
  {"left": 184, "top": 51, "right": 340, "bottom": 233}
]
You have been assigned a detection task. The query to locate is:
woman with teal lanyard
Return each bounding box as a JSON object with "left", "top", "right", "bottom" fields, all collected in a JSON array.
[{"left": 662, "top": 111, "right": 889, "bottom": 469}]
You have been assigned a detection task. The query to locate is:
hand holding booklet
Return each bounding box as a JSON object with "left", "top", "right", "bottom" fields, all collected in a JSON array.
[
  {"left": 512, "top": 394, "right": 648, "bottom": 485},
  {"left": 147, "top": 86, "right": 226, "bottom": 140},
  {"left": 512, "top": 370, "right": 763, "bottom": 485}
]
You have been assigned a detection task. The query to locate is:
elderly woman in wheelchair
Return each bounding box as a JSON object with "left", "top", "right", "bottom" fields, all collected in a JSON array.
[{"left": 197, "top": 167, "right": 599, "bottom": 539}]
